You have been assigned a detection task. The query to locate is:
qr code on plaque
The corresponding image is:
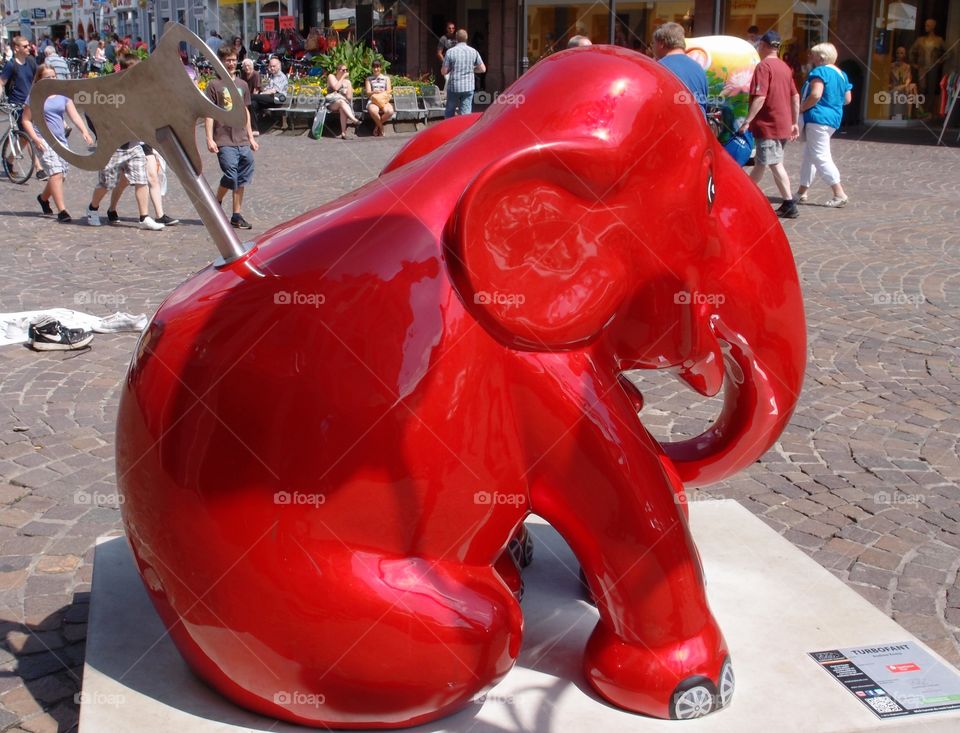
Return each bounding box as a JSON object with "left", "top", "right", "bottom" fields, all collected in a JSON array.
[{"left": 866, "top": 696, "right": 903, "bottom": 714}]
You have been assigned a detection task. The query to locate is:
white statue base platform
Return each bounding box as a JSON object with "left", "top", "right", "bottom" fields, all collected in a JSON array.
[{"left": 80, "top": 500, "right": 960, "bottom": 731}]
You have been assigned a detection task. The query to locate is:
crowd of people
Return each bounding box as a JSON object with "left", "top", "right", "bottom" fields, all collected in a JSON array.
[
  {"left": 1, "top": 32, "right": 149, "bottom": 74},
  {"left": 3, "top": 19, "right": 860, "bottom": 230},
  {"left": 646, "top": 22, "right": 852, "bottom": 219},
  {"left": 4, "top": 41, "right": 180, "bottom": 229}
]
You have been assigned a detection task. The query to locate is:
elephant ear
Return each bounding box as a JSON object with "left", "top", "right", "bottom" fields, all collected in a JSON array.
[{"left": 447, "top": 142, "right": 632, "bottom": 352}]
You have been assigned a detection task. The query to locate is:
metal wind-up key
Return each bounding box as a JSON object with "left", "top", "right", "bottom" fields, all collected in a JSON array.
[{"left": 28, "top": 23, "right": 252, "bottom": 267}]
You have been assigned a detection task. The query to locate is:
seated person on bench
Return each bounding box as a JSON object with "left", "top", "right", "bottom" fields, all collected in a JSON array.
[
  {"left": 250, "top": 56, "right": 288, "bottom": 133},
  {"left": 326, "top": 63, "right": 360, "bottom": 139},
  {"left": 365, "top": 61, "right": 394, "bottom": 137}
]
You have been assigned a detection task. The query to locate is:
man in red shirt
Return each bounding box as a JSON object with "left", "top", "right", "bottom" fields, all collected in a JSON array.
[{"left": 738, "top": 31, "right": 800, "bottom": 219}]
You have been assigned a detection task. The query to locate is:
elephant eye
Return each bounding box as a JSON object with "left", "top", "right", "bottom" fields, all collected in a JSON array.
[{"left": 707, "top": 171, "right": 715, "bottom": 210}]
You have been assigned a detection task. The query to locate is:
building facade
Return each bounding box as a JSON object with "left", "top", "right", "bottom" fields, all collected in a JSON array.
[{"left": 5, "top": 0, "right": 955, "bottom": 126}]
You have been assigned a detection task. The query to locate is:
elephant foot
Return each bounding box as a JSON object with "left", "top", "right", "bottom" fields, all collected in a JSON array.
[{"left": 583, "top": 622, "right": 732, "bottom": 719}]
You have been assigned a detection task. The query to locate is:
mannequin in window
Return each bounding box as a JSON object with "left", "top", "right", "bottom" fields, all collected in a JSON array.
[
  {"left": 890, "top": 45, "right": 921, "bottom": 116},
  {"left": 909, "top": 19, "right": 947, "bottom": 116}
]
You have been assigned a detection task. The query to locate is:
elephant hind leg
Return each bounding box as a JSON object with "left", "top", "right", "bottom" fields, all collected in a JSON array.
[{"left": 159, "top": 550, "right": 523, "bottom": 729}]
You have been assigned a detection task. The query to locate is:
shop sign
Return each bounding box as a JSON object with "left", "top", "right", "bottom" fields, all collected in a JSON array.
[
  {"left": 32, "top": 8, "right": 47, "bottom": 18},
  {"left": 279, "top": 15, "right": 294, "bottom": 29},
  {"left": 262, "top": 17, "right": 275, "bottom": 31}
]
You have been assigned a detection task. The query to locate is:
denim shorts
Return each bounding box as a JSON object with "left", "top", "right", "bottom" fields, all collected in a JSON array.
[{"left": 216, "top": 145, "right": 254, "bottom": 190}]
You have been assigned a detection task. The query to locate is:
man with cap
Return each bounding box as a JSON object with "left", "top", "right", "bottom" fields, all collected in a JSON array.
[{"left": 738, "top": 30, "right": 800, "bottom": 219}]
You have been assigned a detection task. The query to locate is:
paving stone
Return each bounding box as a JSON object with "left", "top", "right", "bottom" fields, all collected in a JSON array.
[
  {"left": 14, "top": 653, "right": 70, "bottom": 682},
  {"left": 0, "top": 686, "right": 43, "bottom": 718},
  {"left": 33, "top": 557, "right": 80, "bottom": 575},
  {"left": 5, "top": 631, "right": 65, "bottom": 656},
  {"left": 858, "top": 548, "right": 902, "bottom": 572},
  {"left": 848, "top": 563, "right": 896, "bottom": 589}
]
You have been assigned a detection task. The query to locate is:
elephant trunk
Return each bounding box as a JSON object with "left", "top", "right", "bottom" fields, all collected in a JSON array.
[
  {"left": 661, "top": 147, "right": 807, "bottom": 488},
  {"left": 662, "top": 315, "right": 804, "bottom": 487}
]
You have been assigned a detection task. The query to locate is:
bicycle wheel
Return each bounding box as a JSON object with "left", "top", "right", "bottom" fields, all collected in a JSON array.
[{"left": 2, "top": 130, "right": 35, "bottom": 184}]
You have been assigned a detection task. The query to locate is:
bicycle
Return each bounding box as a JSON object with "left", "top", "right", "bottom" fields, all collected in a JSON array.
[
  {"left": 67, "top": 57, "right": 89, "bottom": 79},
  {"left": 1, "top": 102, "right": 36, "bottom": 184}
]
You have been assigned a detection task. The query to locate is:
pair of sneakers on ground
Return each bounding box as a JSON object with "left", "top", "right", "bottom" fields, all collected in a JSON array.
[{"left": 85, "top": 207, "right": 178, "bottom": 231}]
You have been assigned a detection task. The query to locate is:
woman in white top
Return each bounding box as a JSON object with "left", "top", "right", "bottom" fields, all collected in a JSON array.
[
  {"left": 364, "top": 61, "right": 393, "bottom": 136},
  {"left": 92, "top": 40, "right": 106, "bottom": 70},
  {"left": 326, "top": 64, "right": 359, "bottom": 139}
]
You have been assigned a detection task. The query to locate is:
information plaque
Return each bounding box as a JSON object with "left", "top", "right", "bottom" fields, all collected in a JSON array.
[{"left": 810, "top": 642, "right": 960, "bottom": 719}]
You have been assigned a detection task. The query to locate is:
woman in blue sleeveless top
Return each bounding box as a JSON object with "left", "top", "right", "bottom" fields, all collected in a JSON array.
[
  {"left": 21, "top": 64, "right": 94, "bottom": 222},
  {"left": 796, "top": 42, "right": 852, "bottom": 208}
]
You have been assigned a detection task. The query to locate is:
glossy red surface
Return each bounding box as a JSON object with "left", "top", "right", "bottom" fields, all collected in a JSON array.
[{"left": 117, "top": 45, "right": 805, "bottom": 727}]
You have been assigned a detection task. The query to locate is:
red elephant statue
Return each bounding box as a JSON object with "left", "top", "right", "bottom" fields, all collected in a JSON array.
[{"left": 117, "top": 45, "right": 805, "bottom": 726}]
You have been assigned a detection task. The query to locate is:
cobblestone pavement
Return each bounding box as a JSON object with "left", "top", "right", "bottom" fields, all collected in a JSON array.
[{"left": 0, "top": 127, "right": 957, "bottom": 731}]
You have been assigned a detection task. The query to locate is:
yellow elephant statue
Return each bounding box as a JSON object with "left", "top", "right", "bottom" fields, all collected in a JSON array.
[{"left": 683, "top": 35, "right": 760, "bottom": 140}]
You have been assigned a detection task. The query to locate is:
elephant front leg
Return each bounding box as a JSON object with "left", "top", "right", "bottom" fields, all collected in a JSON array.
[{"left": 523, "top": 361, "right": 733, "bottom": 720}]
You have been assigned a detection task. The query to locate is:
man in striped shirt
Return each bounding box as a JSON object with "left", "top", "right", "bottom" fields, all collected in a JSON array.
[{"left": 441, "top": 29, "right": 486, "bottom": 118}]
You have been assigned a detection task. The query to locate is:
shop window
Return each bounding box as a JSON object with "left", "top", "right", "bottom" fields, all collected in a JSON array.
[
  {"left": 865, "top": 1, "right": 953, "bottom": 121},
  {"left": 613, "top": 2, "right": 694, "bottom": 56},
  {"left": 525, "top": 1, "right": 610, "bottom": 64},
  {"left": 723, "top": 1, "right": 837, "bottom": 102},
  {"left": 372, "top": 2, "right": 407, "bottom": 76}
]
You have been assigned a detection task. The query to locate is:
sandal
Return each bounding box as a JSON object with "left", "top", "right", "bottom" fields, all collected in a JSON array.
[{"left": 339, "top": 133, "right": 346, "bottom": 139}]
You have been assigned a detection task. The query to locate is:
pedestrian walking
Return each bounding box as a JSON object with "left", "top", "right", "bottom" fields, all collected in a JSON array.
[
  {"left": 796, "top": 42, "right": 852, "bottom": 208},
  {"left": 205, "top": 44, "right": 259, "bottom": 230},
  {"left": 42, "top": 46, "right": 70, "bottom": 79},
  {"left": 21, "top": 64, "right": 94, "bottom": 222},
  {"left": 436, "top": 21, "right": 457, "bottom": 89},
  {"left": 738, "top": 31, "right": 800, "bottom": 219},
  {"left": 441, "top": 29, "right": 486, "bottom": 118},
  {"left": 1, "top": 36, "right": 42, "bottom": 177},
  {"left": 653, "top": 22, "right": 708, "bottom": 116},
  {"left": 84, "top": 54, "right": 165, "bottom": 231}
]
